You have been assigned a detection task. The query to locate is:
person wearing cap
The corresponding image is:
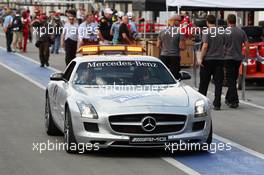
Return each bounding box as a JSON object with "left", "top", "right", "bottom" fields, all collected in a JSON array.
[
  {"left": 11, "top": 10, "right": 23, "bottom": 52},
  {"left": 110, "top": 11, "right": 124, "bottom": 45},
  {"left": 3, "top": 8, "right": 13, "bottom": 52},
  {"left": 127, "top": 12, "right": 138, "bottom": 40},
  {"left": 34, "top": 15, "right": 53, "bottom": 67},
  {"left": 51, "top": 13, "right": 63, "bottom": 54},
  {"left": 157, "top": 14, "right": 185, "bottom": 80},
  {"left": 61, "top": 14, "right": 79, "bottom": 65},
  {"left": 78, "top": 14, "right": 99, "bottom": 47},
  {"left": 98, "top": 8, "right": 116, "bottom": 44}
]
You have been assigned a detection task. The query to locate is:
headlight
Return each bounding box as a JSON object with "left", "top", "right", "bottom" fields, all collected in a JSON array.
[
  {"left": 195, "top": 99, "right": 207, "bottom": 117},
  {"left": 76, "top": 101, "right": 98, "bottom": 119}
]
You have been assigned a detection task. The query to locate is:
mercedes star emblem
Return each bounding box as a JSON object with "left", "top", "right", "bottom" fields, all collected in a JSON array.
[{"left": 141, "top": 116, "right": 157, "bottom": 132}]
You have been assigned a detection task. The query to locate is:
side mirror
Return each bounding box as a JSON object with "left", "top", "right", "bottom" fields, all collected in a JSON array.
[
  {"left": 180, "top": 71, "right": 192, "bottom": 80},
  {"left": 50, "top": 73, "right": 64, "bottom": 81}
]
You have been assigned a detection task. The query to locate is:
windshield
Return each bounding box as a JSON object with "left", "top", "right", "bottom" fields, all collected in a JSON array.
[{"left": 73, "top": 61, "right": 176, "bottom": 85}]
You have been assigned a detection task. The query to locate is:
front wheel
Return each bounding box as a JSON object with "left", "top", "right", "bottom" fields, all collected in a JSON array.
[
  {"left": 45, "top": 95, "right": 62, "bottom": 136},
  {"left": 205, "top": 124, "right": 213, "bottom": 145},
  {"left": 64, "top": 107, "right": 79, "bottom": 154}
]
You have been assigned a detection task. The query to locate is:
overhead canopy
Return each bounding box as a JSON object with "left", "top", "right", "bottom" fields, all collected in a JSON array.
[{"left": 166, "top": 0, "right": 264, "bottom": 10}]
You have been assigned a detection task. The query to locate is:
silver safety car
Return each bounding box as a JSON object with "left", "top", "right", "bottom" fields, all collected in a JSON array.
[{"left": 45, "top": 54, "right": 212, "bottom": 153}]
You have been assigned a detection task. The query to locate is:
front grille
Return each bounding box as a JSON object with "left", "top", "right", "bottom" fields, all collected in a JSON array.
[{"left": 109, "top": 114, "right": 186, "bottom": 134}]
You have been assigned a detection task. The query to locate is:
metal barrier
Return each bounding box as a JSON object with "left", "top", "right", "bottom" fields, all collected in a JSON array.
[
  {"left": 241, "top": 59, "right": 247, "bottom": 101},
  {"left": 192, "top": 42, "right": 202, "bottom": 88}
]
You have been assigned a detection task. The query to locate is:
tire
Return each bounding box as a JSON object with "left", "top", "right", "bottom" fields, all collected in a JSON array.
[
  {"left": 64, "top": 107, "right": 79, "bottom": 154},
  {"left": 242, "top": 26, "right": 263, "bottom": 38},
  {"left": 45, "top": 95, "right": 62, "bottom": 136},
  {"left": 206, "top": 123, "right": 213, "bottom": 145},
  {"left": 256, "top": 79, "right": 264, "bottom": 86},
  {"left": 259, "top": 21, "right": 264, "bottom": 28}
]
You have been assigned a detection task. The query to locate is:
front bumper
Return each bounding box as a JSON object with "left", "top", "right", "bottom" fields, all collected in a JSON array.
[
  {"left": 75, "top": 127, "right": 211, "bottom": 148},
  {"left": 69, "top": 104, "right": 212, "bottom": 148}
]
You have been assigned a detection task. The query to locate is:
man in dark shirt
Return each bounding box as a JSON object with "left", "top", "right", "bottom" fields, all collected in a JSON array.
[
  {"left": 99, "top": 8, "right": 116, "bottom": 44},
  {"left": 118, "top": 15, "right": 133, "bottom": 44},
  {"left": 157, "top": 15, "right": 185, "bottom": 80},
  {"left": 224, "top": 14, "right": 249, "bottom": 108},
  {"left": 198, "top": 15, "right": 225, "bottom": 110}
]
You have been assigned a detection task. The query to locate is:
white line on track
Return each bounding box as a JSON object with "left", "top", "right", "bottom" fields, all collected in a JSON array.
[
  {"left": 214, "top": 134, "right": 264, "bottom": 160},
  {"left": 0, "top": 46, "right": 60, "bottom": 73},
  {"left": 0, "top": 62, "right": 45, "bottom": 90},
  {"left": 162, "top": 157, "right": 201, "bottom": 175}
]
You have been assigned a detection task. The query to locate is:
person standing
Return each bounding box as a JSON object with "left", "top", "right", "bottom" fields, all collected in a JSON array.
[
  {"left": 198, "top": 15, "right": 225, "bottom": 110},
  {"left": 224, "top": 14, "right": 249, "bottom": 108},
  {"left": 127, "top": 12, "right": 138, "bottom": 40},
  {"left": 78, "top": 14, "right": 99, "bottom": 47},
  {"left": 12, "top": 11, "right": 23, "bottom": 52},
  {"left": 3, "top": 8, "right": 13, "bottom": 52},
  {"left": 76, "top": 7, "right": 84, "bottom": 25},
  {"left": 22, "top": 11, "right": 30, "bottom": 52},
  {"left": 61, "top": 15, "right": 78, "bottom": 65},
  {"left": 51, "top": 13, "right": 63, "bottom": 54},
  {"left": 118, "top": 15, "right": 133, "bottom": 44},
  {"left": 157, "top": 15, "right": 185, "bottom": 80},
  {"left": 110, "top": 11, "right": 124, "bottom": 45},
  {"left": 35, "top": 15, "right": 52, "bottom": 67},
  {"left": 98, "top": 8, "right": 116, "bottom": 44}
]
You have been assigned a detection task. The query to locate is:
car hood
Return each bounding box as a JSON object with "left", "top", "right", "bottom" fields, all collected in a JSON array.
[{"left": 75, "top": 85, "right": 189, "bottom": 109}]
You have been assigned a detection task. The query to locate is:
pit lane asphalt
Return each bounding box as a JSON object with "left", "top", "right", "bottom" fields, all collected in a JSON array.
[{"left": 0, "top": 34, "right": 264, "bottom": 175}]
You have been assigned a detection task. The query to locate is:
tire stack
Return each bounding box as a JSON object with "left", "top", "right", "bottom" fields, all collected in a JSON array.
[
  {"left": 259, "top": 21, "right": 264, "bottom": 39},
  {"left": 242, "top": 26, "right": 263, "bottom": 43}
]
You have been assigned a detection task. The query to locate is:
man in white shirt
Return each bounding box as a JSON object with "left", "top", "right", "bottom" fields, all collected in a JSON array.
[{"left": 61, "top": 15, "right": 79, "bottom": 65}]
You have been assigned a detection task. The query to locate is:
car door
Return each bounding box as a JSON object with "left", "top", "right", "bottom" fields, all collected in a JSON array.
[{"left": 56, "top": 62, "right": 76, "bottom": 127}]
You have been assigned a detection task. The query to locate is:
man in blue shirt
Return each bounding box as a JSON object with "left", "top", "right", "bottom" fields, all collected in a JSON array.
[
  {"left": 3, "top": 8, "right": 13, "bottom": 52},
  {"left": 110, "top": 11, "right": 124, "bottom": 45},
  {"left": 127, "top": 12, "right": 138, "bottom": 40}
]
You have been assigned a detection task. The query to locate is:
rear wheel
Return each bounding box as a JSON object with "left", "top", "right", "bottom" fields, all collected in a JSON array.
[
  {"left": 64, "top": 107, "right": 79, "bottom": 154},
  {"left": 45, "top": 95, "right": 62, "bottom": 136}
]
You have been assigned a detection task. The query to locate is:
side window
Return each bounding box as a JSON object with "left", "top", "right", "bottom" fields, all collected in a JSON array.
[{"left": 63, "top": 62, "right": 76, "bottom": 81}]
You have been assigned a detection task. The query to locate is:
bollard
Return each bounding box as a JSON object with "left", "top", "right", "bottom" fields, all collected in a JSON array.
[
  {"left": 193, "top": 47, "right": 197, "bottom": 88},
  {"left": 241, "top": 59, "right": 247, "bottom": 101}
]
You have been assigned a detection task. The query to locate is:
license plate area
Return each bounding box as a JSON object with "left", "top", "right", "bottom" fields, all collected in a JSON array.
[{"left": 129, "top": 136, "right": 168, "bottom": 144}]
